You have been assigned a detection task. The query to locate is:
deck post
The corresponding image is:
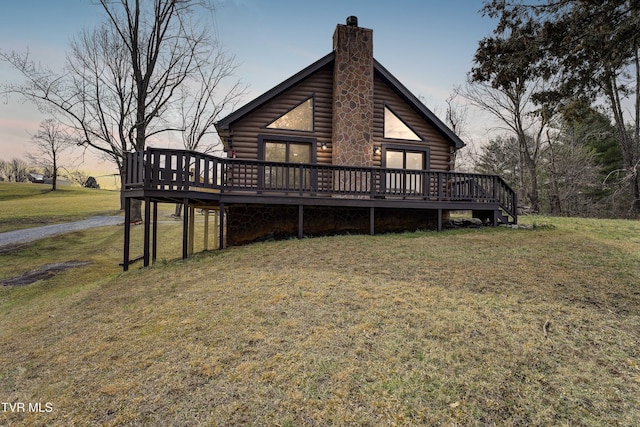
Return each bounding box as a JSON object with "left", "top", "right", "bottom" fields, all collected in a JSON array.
[
  {"left": 143, "top": 198, "right": 151, "bottom": 267},
  {"left": 213, "top": 209, "right": 219, "bottom": 249},
  {"left": 182, "top": 198, "right": 189, "bottom": 259},
  {"left": 203, "top": 209, "right": 209, "bottom": 251},
  {"left": 152, "top": 201, "right": 158, "bottom": 264},
  {"left": 119, "top": 149, "right": 519, "bottom": 267},
  {"left": 123, "top": 197, "right": 131, "bottom": 271},
  {"left": 298, "top": 205, "right": 304, "bottom": 239},
  {"left": 219, "top": 202, "right": 225, "bottom": 250},
  {"left": 188, "top": 205, "right": 195, "bottom": 255},
  {"left": 370, "top": 207, "right": 375, "bottom": 235}
]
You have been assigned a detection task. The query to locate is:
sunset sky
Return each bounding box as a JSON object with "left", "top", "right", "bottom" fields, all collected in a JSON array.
[{"left": 0, "top": 0, "right": 497, "bottom": 174}]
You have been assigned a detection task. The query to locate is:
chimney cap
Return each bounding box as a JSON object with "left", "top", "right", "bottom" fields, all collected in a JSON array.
[{"left": 346, "top": 16, "right": 358, "bottom": 27}]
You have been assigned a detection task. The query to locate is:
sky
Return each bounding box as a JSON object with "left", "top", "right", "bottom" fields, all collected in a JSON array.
[{"left": 0, "top": 0, "right": 498, "bottom": 174}]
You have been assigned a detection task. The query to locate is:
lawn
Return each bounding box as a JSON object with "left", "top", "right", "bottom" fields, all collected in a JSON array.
[
  {"left": 0, "top": 182, "right": 121, "bottom": 232},
  {"left": 0, "top": 196, "right": 639, "bottom": 425}
]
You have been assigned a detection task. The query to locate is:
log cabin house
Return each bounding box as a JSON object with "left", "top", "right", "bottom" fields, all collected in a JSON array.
[{"left": 121, "top": 17, "right": 517, "bottom": 270}]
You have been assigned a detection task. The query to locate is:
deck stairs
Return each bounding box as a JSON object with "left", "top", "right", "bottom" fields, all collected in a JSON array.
[{"left": 467, "top": 178, "right": 517, "bottom": 225}]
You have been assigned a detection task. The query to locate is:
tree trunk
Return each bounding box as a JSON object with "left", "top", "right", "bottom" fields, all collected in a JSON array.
[
  {"left": 119, "top": 166, "right": 143, "bottom": 222},
  {"left": 632, "top": 171, "right": 640, "bottom": 214},
  {"left": 527, "top": 164, "right": 540, "bottom": 214},
  {"left": 549, "top": 183, "right": 561, "bottom": 215},
  {"left": 173, "top": 203, "right": 183, "bottom": 217},
  {"left": 548, "top": 170, "right": 562, "bottom": 215},
  {"left": 52, "top": 158, "right": 57, "bottom": 191},
  {"left": 518, "top": 132, "right": 540, "bottom": 214},
  {"left": 633, "top": 42, "right": 640, "bottom": 214},
  {"left": 546, "top": 139, "right": 562, "bottom": 215},
  {"left": 119, "top": 169, "right": 126, "bottom": 211},
  {"left": 606, "top": 72, "right": 639, "bottom": 215}
]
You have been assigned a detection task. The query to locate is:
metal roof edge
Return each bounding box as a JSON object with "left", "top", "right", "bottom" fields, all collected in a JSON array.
[
  {"left": 215, "top": 52, "right": 336, "bottom": 134},
  {"left": 215, "top": 51, "right": 465, "bottom": 150}
]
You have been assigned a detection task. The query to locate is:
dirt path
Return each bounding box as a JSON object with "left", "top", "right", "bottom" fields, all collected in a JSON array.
[
  {"left": 1, "top": 261, "right": 93, "bottom": 286},
  {"left": 0, "top": 215, "right": 123, "bottom": 249}
]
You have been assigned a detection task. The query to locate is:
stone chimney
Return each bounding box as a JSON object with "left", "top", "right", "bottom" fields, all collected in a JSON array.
[{"left": 331, "top": 16, "right": 374, "bottom": 168}]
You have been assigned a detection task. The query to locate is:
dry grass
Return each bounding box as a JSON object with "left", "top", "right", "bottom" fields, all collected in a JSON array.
[{"left": 1, "top": 215, "right": 639, "bottom": 426}]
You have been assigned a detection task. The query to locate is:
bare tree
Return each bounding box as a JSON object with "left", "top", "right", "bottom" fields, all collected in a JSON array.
[
  {"left": 443, "top": 91, "right": 472, "bottom": 170},
  {"left": 27, "top": 119, "right": 72, "bottom": 190},
  {"left": 444, "top": 92, "right": 469, "bottom": 138},
  {"left": 543, "top": 127, "right": 599, "bottom": 216},
  {"left": 1, "top": 158, "right": 29, "bottom": 182},
  {"left": 179, "top": 47, "right": 246, "bottom": 153},
  {"left": 475, "top": 135, "right": 521, "bottom": 191},
  {"left": 1, "top": 0, "right": 242, "bottom": 221},
  {"left": 463, "top": 78, "right": 550, "bottom": 213},
  {"left": 479, "top": 0, "right": 640, "bottom": 214},
  {"left": 62, "top": 168, "right": 90, "bottom": 188},
  {"left": 172, "top": 46, "right": 246, "bottom": 217}
]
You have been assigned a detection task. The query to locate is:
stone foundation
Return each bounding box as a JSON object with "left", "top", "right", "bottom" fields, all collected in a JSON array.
[{"left": 227, "top": 204, "right": 441, "bottom": 245}]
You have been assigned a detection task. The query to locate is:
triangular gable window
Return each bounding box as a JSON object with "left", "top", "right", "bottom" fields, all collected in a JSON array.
[
  {"left": 267, "top": 98, "right": 313, "bottom": 131},
  {"left": 384, "top": 106, "right": 421, "bottom": 141}
]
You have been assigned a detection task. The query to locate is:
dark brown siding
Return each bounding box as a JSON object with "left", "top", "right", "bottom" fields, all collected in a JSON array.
[
  {"left": 229, "top": 62, "right": 454, "bottom": 172},
  {"left": 373, "top": 75, "right": 453, "bottom": 171},
  {"left": 230, "top": 64, "right": 334, "bottom": 164}
]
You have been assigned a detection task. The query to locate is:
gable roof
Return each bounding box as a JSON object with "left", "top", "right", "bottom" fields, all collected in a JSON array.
[
  {"left": 373, "top": 60, "right": 465, "bottom": 149},
  {"left": 215, "top": 52, "right": 334, "bottom": 137},
  {"left": 214, "top": 52, "right": 465, "bottom": 149}
]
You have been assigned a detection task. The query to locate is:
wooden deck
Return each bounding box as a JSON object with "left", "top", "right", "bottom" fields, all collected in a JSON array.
[{"left": 122, "top": 148, "right": 517, "bottom": 270}]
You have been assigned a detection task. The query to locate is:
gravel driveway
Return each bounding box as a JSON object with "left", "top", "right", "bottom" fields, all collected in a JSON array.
[{"left": 0, "top": 216, "right": 123, "bottom": 249}]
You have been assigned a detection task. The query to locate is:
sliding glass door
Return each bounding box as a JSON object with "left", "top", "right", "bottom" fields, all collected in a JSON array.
[
  {"left": 264, "top": 140, "right": 312, "bottom": 190},
  {"left": 384, "top": 147, "right": 427, "bottom": 195}
]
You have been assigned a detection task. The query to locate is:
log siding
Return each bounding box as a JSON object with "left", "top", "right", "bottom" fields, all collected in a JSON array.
[
  {"left": 373, "top": 75, "right": 453, "bottom": 171},
  {"left": 229, "top": 64, "right": 334, "bottom": 164},
  {"left": 227, "top": 64, "right": 455, "bottom": 173}
]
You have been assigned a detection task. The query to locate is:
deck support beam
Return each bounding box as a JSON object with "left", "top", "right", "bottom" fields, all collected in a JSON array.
[
  {"left": 182, "top": 198, "right": 189, "bottom": 259},
  {"left": 219, "top": 202, "right": 225, "bottom": 250},
  {"left": 298, "top": 205, "right": 304, "bottom": 239},
  {"left": 214, "top": 209, "right": 220, "bottom": 249},
  {"left": 188, "top": 205, "right": 195, "bottom": 255},
  {"left": 203, "top": 209, "right": 209, "bottom": 251},
  {"left": 370, "top": 207, "right": 375, "bottom": 235},
  {"left": 152, "top": 201, "right": 158, "bottom": 264},
  {"left": 143, "top": 198, "right": 151, "bottom": 267},
  {"left": 437, "top": 209, "right": 442, "bottom": 232},
  {"left": 123, "top": 197, "right": 131, "bottom": 271}
]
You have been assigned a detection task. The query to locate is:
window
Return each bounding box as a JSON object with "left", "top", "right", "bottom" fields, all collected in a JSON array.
[
  {"left": 266, "top": 98, "right": 313, "bottom": 131},
  {"left": 264, "top": 141, "right": 311, "bottom": 163},
  {"left": 262, "top": 138, "right": 313, "bottom": 190},
  {"left": 384, "top": 146, "right": 428, "bottom": 195},
  {"left": 384, "top": 106, "right": 421, "bottom": 141}
]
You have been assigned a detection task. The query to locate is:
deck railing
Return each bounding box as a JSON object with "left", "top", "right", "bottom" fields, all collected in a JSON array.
[{"left": 125, "top": 148, "right": 517, "bottom": 222}]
